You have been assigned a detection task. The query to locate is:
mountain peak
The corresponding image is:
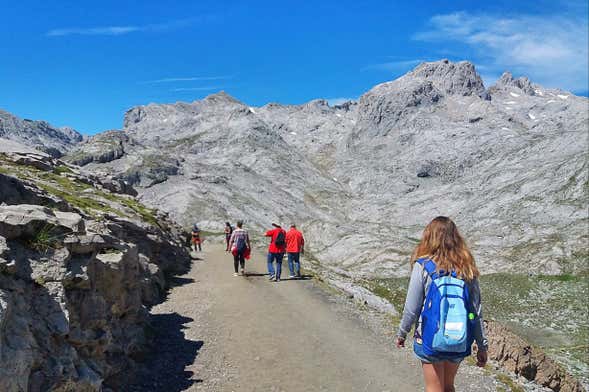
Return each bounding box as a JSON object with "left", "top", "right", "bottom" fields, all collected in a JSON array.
[
  {"left": 202, "top": 91, "right": 243, "bottom": 105},
  {"left": 492, "top": 71, "right": 537, "bottom": 95},
  {"left": 406, "top": 59, "right": 486, "bottom": 97},
  {"left": 0, "top": 109, "right": 82, "bottom": 157}
]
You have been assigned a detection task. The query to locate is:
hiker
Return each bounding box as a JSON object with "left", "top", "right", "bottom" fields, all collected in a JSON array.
[
  {"left": 265, "top": 223, "right": 287, "bottom": 281},
  {"left": 286, "top": 223, "right": 304, "bottom": 279},
  {"left": 224, "top": 221, "right": 233, "bottom": 252},
  {"left": 191, "top": 224, "right": 202, "bottom": 252},
  {"left": 228, "top": 220, "right": 251, "bottom": 276},
  {"left": 395, "top": 216, "right": 488, "bottom": 392}
]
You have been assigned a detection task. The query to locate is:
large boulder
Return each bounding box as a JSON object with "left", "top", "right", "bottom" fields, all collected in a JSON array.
[
  {"left": 66, "top": 131, "right": 128, "bottom": 166},
  {"left": 0, "top": 205, "right": 84, "bottom": 240}
]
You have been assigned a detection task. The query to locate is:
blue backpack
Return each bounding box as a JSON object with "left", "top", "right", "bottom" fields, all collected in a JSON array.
[{"left": 417, "top": 258, "right": 474, "bottom": 357}]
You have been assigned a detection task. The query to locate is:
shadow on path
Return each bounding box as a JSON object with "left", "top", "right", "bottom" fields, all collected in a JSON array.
[
  {"left": 244, "top": 273, "right": 312, "bottom": 281},
  {"left": 168, "top": 276, "right": 196, "bottom": 287},
  {"left": 127, "top": 312, "right": 203, "bottom": 391}
]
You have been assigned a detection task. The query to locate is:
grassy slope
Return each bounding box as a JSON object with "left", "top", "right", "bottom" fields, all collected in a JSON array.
[
  {"left": 0, "top": 155, "right": 160, "bottom": 227},
  {"left": 362, "top": 272, "right": 589, "bottom": 386}
]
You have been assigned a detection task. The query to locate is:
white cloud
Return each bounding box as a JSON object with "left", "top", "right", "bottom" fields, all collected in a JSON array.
[
  {"left": 326, "top": 97, "right": 356, "bottom": 106},
  {"left": 46, "top": 18, "right": 200, "bottom": 37},
  {"left": 47, "top": 26, "right": 139, "bottom": 36},
  {"left": 414, "top": 12, "right": 589, "bottom": 92},
  {"left": 140, "top": 76, "right": 232, "bottom": 84}
]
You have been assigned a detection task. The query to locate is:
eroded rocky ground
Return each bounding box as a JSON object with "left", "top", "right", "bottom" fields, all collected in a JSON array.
[{"left": 0, "top": 148, "right": 190, "bottom": 390}]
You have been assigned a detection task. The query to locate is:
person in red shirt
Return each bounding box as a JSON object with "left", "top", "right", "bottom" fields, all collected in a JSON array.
[
  {"left": 285, "top": 223, "right": 305, "bottom": 278},
  {"left": 265, "top": 223, "right": 287, "bottom": 281}
]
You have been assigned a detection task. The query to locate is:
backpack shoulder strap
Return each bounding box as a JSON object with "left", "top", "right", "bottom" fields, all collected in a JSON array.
[{"left": 416, "top": 258, "right": 439, "bottom": 280}]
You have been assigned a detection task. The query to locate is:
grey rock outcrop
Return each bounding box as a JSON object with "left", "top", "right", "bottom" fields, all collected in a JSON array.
[
  {"left": 0, "top": 110, "right": 83, "bottom": 157},
  {"left": 407, "top": 59, "right": 486, "bottom": 97},
  {"left": 66, "top": 131, "right": 128, "bottom": 166},
  {"left": 484, "top": 321, "right": 585, "bottom": 392},
  {"left": 490, "top": 72, "right": 538, "bottom": 96},
  {"left": 0, "top": 150, "right": 190, "bottom": 391},
  {"left": 355, "top": 78, "right": 442, "bottom": 137}
]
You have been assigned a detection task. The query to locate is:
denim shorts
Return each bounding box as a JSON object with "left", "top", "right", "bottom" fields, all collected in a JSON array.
[{"left": 413, "top": 342, "right": 464, "bottom": 364}]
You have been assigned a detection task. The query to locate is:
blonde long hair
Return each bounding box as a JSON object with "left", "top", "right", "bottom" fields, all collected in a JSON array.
[{"left": 410, "top": 216, "right": 479, "bottom": 281}]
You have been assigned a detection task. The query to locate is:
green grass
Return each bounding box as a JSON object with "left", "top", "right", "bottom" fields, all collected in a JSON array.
[
  {"left": 39, "top": 171, "right": 92, "bottom": 192},
  {"left": 362, "top": 276, "right": 410, "bottom": 311},
  {"left": 38, "top": 169, "right": 159, "bottom": 225},
  {"left": 118, "top": 198, "right": 159, "bottom": 227},
  {"left": 37, "top": 182, "right": 122, "bottom": 218},
  {"left": 27, "top": 224, "right": 62, "bottom": 252},
  {"left": 53, "top": 165, "right": 74, "bottom": 175}
]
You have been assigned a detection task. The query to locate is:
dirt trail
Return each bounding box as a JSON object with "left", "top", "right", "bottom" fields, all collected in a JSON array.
[{"left": 130, "top": 243, "right": 496, "bottom": 392}]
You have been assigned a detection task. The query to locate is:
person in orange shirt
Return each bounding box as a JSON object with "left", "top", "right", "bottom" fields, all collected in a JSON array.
[{"left": 285, "top": 223, "right": 305, "bottom": 279}]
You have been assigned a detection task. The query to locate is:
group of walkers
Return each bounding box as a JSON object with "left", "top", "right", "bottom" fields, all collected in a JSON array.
[
  {"left": 200, "top": 216, "right": 488, "bottom": 391},
  {"left": 263, "top": 222, "right": 305, "bottom": 281},
  {"left": 223, "top": 221, "right": 304, "bottom": 281}
]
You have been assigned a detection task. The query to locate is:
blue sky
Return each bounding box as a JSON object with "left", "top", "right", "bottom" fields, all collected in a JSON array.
[{"left": 1, "top": 0, "right": 587, "bottom": 134}]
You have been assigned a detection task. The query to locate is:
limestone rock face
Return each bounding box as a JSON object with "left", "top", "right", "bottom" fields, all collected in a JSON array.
[
  {"left": 66, "top": 131, "right": 128, "bottom": 166},
  {"left": 0, "top": 151, "right": 189, "bottom": 391},
  {"left": 73, "top": 60, "right": 588, "bottom": 280},
  {"left": 355, "top": 78, "right": 442, "bottom": 137},
  {"left": 490, "top": 72, "right": 537, "bottom": 96},
  {"left": 407, "top": 59, "right": 487, "bottom": 97},
  {"left": 0, "top": 110, "right": 82, "bottom": 157}
]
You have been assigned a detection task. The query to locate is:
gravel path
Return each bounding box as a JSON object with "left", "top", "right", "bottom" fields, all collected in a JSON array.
[{"left": 128, "top": 244, "right": 499, "bottom": 391}]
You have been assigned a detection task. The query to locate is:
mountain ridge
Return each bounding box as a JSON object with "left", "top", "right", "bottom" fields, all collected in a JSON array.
[
  {"left": 1, "top": 59, "right": 586, "bottom": 278},
  {"left": 0, "top": 109, "right": 83, "bottom": 157},
  {"left": 1, "top": 58, "right": 588, "bottom": 389}
]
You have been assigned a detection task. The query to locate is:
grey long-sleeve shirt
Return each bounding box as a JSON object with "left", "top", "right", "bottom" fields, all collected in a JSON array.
[{"left": 396, "top": 262, "right": 488, "bottom": 351}]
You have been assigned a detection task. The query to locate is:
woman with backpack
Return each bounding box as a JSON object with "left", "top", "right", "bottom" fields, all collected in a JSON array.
[
  {"left": 228, "top": 220, "right": 251, "bottom": 276},
  {"left": 396, "top": 216, "right": 488, "bottom": 392}
]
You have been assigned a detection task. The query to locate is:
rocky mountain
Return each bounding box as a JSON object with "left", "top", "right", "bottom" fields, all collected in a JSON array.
[
  {"left": 0, "top": 144, "right": 189, "bottom": 391},
  {"left": 1, "top": 58, "right": 587, "bottom": 390},
  {"left": 68, "top": 60, "right": 588, "bottom": 279},
  {"left": 62, "top": 60, "right": 588, "bottom": 388},
  {"left": 0, "top": 110, "right": 83, "bottom": 158}
]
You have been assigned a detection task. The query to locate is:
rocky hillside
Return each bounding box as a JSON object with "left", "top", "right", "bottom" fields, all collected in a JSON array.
[
  {"left": 0, "top": 144, "right": 190, "bottom": 391},
  {"left": 68, "top": 59, "right": 588, "bottom": 278},
  {"left": 0, "top": 110, "right": 83, "bottom": 157}
]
